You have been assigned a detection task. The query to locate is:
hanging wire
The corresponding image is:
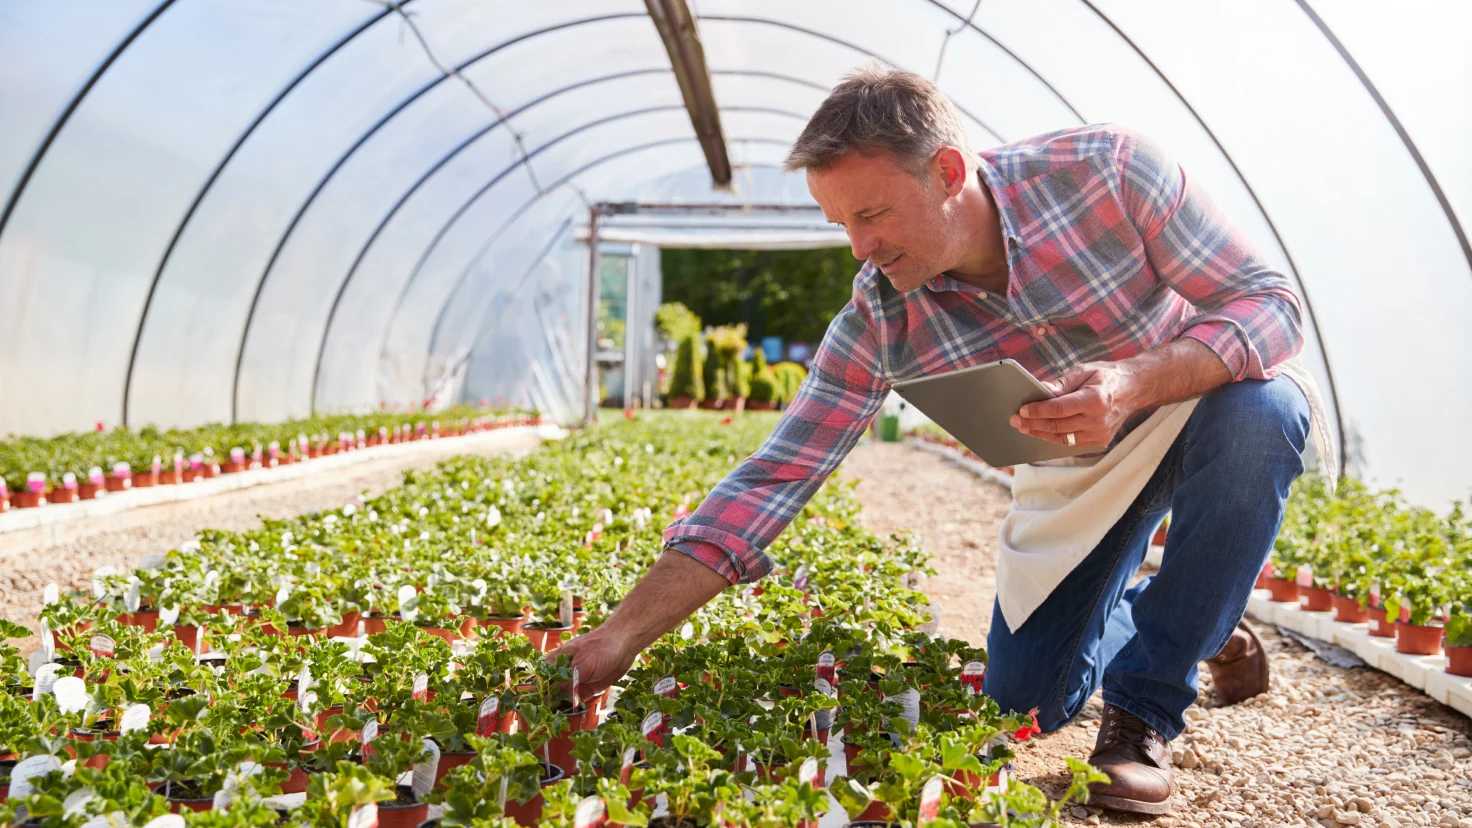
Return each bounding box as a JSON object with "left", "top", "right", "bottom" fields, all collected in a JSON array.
[{"left": 933, "top": 0, "right": 983, "bottom": 83}]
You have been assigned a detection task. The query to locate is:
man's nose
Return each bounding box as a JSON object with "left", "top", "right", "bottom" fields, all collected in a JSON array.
[{"left": 848, "top": 228, "right": 879, "bottom": 262}]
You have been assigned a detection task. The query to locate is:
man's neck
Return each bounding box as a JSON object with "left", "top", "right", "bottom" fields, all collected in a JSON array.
[{"left": 941, "top": 170, "right": 1011, "bottom": 295}]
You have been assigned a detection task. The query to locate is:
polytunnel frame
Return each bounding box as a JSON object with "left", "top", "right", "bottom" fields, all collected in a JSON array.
[{"left": 6, "top": 2, "right": 1459, "bottom": 469}]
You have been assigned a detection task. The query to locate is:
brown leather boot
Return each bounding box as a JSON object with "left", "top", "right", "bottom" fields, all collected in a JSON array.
[
  {"left": 1204, "top": 620, "right": 1270, "bottom": 704},
  {"left": 1087, "top": 703, "right": 1175, "bottom": 815}
]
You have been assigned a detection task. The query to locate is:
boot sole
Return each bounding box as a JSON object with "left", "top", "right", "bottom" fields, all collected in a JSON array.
[{"left": 1089, "top": 791, "right": 1174, "bottom": 815}]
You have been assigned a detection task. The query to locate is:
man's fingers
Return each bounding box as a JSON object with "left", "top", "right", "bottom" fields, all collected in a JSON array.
[
  {"left": 1015, "top": 387, "right": 1099, "bottom": 422},
  {"left": 1016, "top": 413, "right": 1095, "bottom": 435},
  {"left": 1022, "top": 428, "right": 1109, "bottom": 447}
]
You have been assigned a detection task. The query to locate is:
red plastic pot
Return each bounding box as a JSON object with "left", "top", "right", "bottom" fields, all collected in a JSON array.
[
  {"left": 1255, "top": 563, "right": 1273, "bottom": 590},
  {"left": 170, "top": 625, "right": 207, "bottom": 653},
  {"left": 120, "top": 610, "right": 159, "bottom": 633},
  {"left": 1299, "top": 585, "right": 1333, "bottom": 613},
  {"left": 163, "top": 781, "right": 213, "bottom": 813},
  {"left": 158, "top": 470, "right": 182, "bottom": 485},
  {"left": 1447, "top": 645, "right": 1472, "bottom": 677},
  {"left": 0, "top": 494, "right": 7, "bottom": 513},
  {"left": 1395, "top": 622, "right": 1443, "bottom": 656},
  {"left": 221, "top": 461, "right": 247, "bottom": 474},
  {"left": 434, "top": 749, "right": 477, "bottom": 788},
  {"left": 375, "top": 790, "right": 427, "bottom": 828},
  {"left": 327, "top": 611, "right": 361, "bottom": 638},
  {"left": 78, "top": 482, "right": 103, "bottom": 500},
  {"left": 104, "top": 475, "right": 130, "bottom": 493},
  {"left": 1151, "top": 524, "right": 1168, "bottom": 547},
  {"left": 502, "top": 762, "right": 564, "bottom": 827},
  {"left": 201, "top": 463, "right": 221, "bottom": 479},
  {"left": 538, "top": 704, "right": 590, "bottom": 774},
  {"left": 132, "top": 472, "right": 158, "bottom": 488},
  {"left": 522, "top": 623, "right": 574, "bottom": 653},
  {"left": 1266, "top": 578, "right": 1298, "bottom": 603},
  {"left": 12, "top": 490, "right": 42, "bottom": 508},
  {"left": 48, "top": 487, "right": 80, "bottom": 505},
  {"left": 1368, "top": 607, "right": 1396, "bottom": 638},
  {"left": 1332, "top": 595, "right": 1370, "bottom": 624},
  {"left": 479, "top": 614, "right": 526, "bottom": 636}
]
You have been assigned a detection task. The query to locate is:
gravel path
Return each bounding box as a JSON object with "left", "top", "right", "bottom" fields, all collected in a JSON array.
[
  {"left": 842, "top": 439, "right": 1472, "bottom": 828},
  {"left": 0, "top": 432, "right": 543, "bottom": 649}
]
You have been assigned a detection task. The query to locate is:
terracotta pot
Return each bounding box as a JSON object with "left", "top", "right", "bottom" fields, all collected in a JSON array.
[
  {"left": 70, "top": 723, "right": 120, "bottom": 768},
  {"left": 78, "top": 482, "right": 103, "bottom": 500},
  {"left": 479, "top": 614, "right": 526, "bottom": 636},
  {"left": 543, "top": 705, "right": 590, "bottom": 773},
  {"left": 376, "top": 790, "right": 427, "bottom": 828},
  {"left": 1151, "top": 523, "right": 1168, "bottom": 547},
  {"left": 1299, "top": 585, "right": 1333, "bottom": 613},
  {"left": 308, "top": 447, "right": 323, "bottom": 459},
  {"left": 1266, "top": 577, "right": 1298, "bottom": 603},
  {"left": 502, "top": 763, "right": 564, "bottom": 827},
  {"left": 746, "top": 399, "right": 776, "bottom": 411},
  {"left": 1332, "top": 595, "right": 1370, "bottom": 624},
  {"left": 1395, "top": 622, "right": 1443, "bottom": 656},
  {"left": 158, "top": 470, "right": 183, "bottom": 485},
  {"left": 201, "top": 463, "right": 221, "bottom": 478},
  {"left": 1255, "top": 563, "right": 1273, "bottom": 590},
  {"left": 163, "top": 781, "right": 213, "bottom": 813},
  {"left": 170, "top": 625, "right": 207, "bottom": 653},
  {"left": 133, "top": 472, "right": 159, "bottom": 488},
  {"left": 851, "top": 800, "right": 893, "bottom": 823},
  {"left": 104, "top": 475, "right": 131, "bottom": 493},
  {"left": 1368, "top": 607, "right": 1395, "bottom": 638},
  {"left": 13, "top": 490, "right": 43, "bottom": 508},
  {"left": 1447, "top": 645, "right": 1472, "bottom": 677},
  {"left": 949, "top": 765, "right": 1006, "bottom": 799},
  {"left": 221, "top": 461, "right": 247, "bottom": 474},
  {"left": 0, "top": 494, "right": 7, "bottom": 513},
  {"left": 522, "top": 623, "right": 574, "bottom": 653},
  {"left": 698, "top": 399, "right": 723, "bottom": 410},
  {"left": 434, "top": 749, "right": 477, "bottom": 788},
  {"left": 362, "top": 613, "right": 391, "bottom": 635},
  {"left": 120, "top": 610, "right": 159, "bottom": 633},
  {"left": 327, "top": 611, "right": 361, "bottom": 638},
  {"left": 48, "top": 487, "right": 80, "bottom": 505}
]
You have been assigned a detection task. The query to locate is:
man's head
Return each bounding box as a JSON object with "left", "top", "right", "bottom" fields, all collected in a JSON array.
[{"left": 786, "top": 64, "right": 980, "bottom": 292}]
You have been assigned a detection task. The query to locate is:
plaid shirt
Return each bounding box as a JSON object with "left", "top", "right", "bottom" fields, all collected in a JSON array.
[{"left": 665, "top": 125, "right": 1304, "bottom": 585}]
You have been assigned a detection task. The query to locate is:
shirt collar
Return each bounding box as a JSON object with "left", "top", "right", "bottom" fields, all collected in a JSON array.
[{"left": 925, "top": 154, "right": 1024, "bottom": 294}]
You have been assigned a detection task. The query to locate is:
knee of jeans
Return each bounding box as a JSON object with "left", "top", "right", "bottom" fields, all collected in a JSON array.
[
  {"left": 1194, "top": 378, "right": 1310, "bottom": 458},
  {"left": 982, "top": 665, "right": 1069, "bottom": 732}
]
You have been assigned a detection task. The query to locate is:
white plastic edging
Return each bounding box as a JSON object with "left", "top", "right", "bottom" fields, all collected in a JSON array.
[
  {"left": 1245, "top": 591, "right": 1472, "bottom": 720},
  {"left": 0, "top": 425, "right": 562, "bottom": 537}
]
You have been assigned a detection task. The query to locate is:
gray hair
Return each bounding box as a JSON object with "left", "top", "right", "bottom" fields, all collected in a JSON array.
[{"left": 784, "top": 63, "right": 977, "bottom": 178}]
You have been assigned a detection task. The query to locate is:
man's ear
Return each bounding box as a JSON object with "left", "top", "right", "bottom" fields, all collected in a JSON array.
[{"left": 934, "top": 147, "right": 969, "bottom": 196}]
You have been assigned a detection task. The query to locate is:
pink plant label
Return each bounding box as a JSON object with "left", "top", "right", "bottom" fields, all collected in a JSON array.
[
  {"left": 88, "top": 467, "right": 104, "bottom": 485},
  {"left": 794, "top": 564, "right": 810, "bottom": 592},
  {"left": 962, "top": 660, "right": 985, "bottom": 695},
  {"left": 653, "top": 675, "right": 679, "bottom": 698},
  {"left": 1296, "top": 564, "right": 1313, "bottom": 588},
  {"left": 574, "top": 796, "right": 608, "bottom": 828},
  {"left": 798, "top": 757, "right": 820, "bottom": 784},
  {"left": 0, "top": 479, "right": 7, "bottom": 497},
  {"left": 917, "top": 774, "right": 944, "bottom": 824},
  {"left": 816, "top": 652, "right": 837, "bottom": 686},
  {"left": 412, "top": 672, "right": 429, "bottom": 700},
  {"left": 62, "top": 472, "right": 78, "bottom": 490},
  {"left": 112, "top": 462, "right": 130, "bottom": 478},
  {"left": 477, "top": 695, "right": 499, "bottom": 735},
  {"left": 641, "top": 709, "right": 665, "bottom": 748},
  {"left": 346, "top": 803, "right": 378, "bottom": 828},
  {"left": 27, "top": 472, "right": 45, "bottom": 493},
  {"left": 620, "top": 746, "right": 637, "bottom": 785},
  {"left": 89, "top": 634, "right": 115, "bottom": 658},
  {"left": 1369, "top": 582, "right": 1381, "bottom": 608}
]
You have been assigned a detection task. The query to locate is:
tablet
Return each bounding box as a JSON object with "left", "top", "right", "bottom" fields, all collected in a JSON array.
[{"left": 891, "top": 358, "right": 1102, "bottom": 467}]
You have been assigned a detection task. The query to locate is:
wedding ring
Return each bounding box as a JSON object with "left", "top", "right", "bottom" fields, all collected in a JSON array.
[{"left": 1066, "top": 433, "right": 1077, "bottom": 447}]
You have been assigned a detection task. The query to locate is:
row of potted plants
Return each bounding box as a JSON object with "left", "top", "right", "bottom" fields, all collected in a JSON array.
[
  {"left": 0, "top": 407, "right": 539, "bottom": 510},
  {"left": 1262, "top": 474, "right": 1471, "bottom": 675},
  {"left": 2, "top": 413, "right": 1098, "bottom": 826}
]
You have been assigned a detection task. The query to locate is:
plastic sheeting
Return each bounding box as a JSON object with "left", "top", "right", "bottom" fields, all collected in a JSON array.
[{"left": 0, "top": 0, "right": 1467, "bottom": 506}]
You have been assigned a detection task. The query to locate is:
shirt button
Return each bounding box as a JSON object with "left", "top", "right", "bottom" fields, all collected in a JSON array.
[{"left": 1035, "top": 326, "right": 1048, "bottom": 337}]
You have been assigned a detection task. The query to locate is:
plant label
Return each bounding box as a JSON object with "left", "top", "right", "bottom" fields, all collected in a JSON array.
[
  {"left": 641, "top": 709, "right": 665, "bottom": 748},
  {"left": 412, "top": 672, "right": 429, "bottom": 700},
  {"left": 89, "top": 634, "right": 115, "bottom": 658},
  {"left": 33, "top": 662, "right": 63, "bottom": 700},
  {"left": 119, "top": 703, "right": 151, "bottom": 733},
  {"left": 411, "top": 737, "right": 439, "bottom": 800},
  {"left": 397, "top": 584, "right": 419, "bottom": 624},
  {"left": 794, "top": 564, "right": 810, "bottom": 592},
  {"left": 884, "top": 687, "right": 921, "bottom": 728},
  {"left": 961, "top": 660, "right": 985, "bottom": 695},
  {"left": 1296, "top": 564, "right": 1313, "bottom": 588},
  {"left": 40, "top": 619, "right": 55, "bottom": 663},
  {"left": 91, "top": 566, "right": 117, "bottom": 598},
  {"left": 918, "top": 774, "right": 944, "bottom": 824},
  {"left": 275, "top": 583, "right": 292, "bottom": 606},
  {"left": 124, "top": 579, "right": 141, "bottom": 614},
  {"left": 297, "top": 666, "right": 314, "bottom": 707},
  {"left": 361, "top": 718, "right": 378, "bottom": 754},
  {"left": 140, "top": 553, "right": 167, "bottom": 570},
  {"left": 570, "top": 666, "right": 581, "bottom": 710},
  {"left": 54, "top": 676, "right": 88, "bottom": 713},
  {"left": 798, "top": 757, "right": 820, "bottom": 785},
  {"left": 9, "top": 754, "right": 62, "bottom": 802},
  {"left": 88, "top": 467, "right": 104, "bottom": 486},
  {"left": 816, "top": 651, "right": 837, "bottom": 685},
  {"left": 574, "top": 796, "right": 608, "bottom": 828},
  {"left": 159, "top": 605, "right": 179, "bottom": 627},
  {"left": 679, "top": 622, "right": 694, "bottom": 640},
  {"left": 63, "top": 787, "right": 96, "bottom": 816},
  {"left": 44, "top": 582, "right": 59, "bottom": 605},
  {"left": 477, "top": 695, "right": 500, "bottom": 736},
  {"left": 560, "top": 590, "right": 574, "bottom": 628},
  {"left": 62, "top": 472, "right": 77, "bottom": 490},
  {"left": 143, "top": 816, "right": 185, "bottom": 828},
  {"left": 620, "top": 746, "right": 637, "bottom": 785},
  {"left": 653, "top": 675, "right": 679, "bottom": 698},
  {"left": 27, "top": 472, "right": 46, "bottom": 494},
  {"left": 346, "top": 803, "right": 378, "bottom": 828},
  {"left": 79, "top": 813, "right": 125, "bottom": 828}
]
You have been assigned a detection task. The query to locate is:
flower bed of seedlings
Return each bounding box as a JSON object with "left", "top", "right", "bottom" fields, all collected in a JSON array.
[
  {"left": 0, "top": 414, "right": 1100, "bottom": 828},
  {"left": 1264, "top": 474, "right": 1472, "bottom": 676},
  {"left": 0, "top": 408, "right": 537, "bottom": 510}
]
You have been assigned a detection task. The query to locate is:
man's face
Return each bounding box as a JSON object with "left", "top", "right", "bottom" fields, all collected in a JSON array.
[{"left": 808, "top": 149, "right": 961, "bottom": 293}]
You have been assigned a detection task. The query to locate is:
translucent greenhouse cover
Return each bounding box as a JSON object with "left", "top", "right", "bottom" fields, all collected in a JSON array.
[{"left": 0, "top": 0, "right": 1467, "bottom": 507}]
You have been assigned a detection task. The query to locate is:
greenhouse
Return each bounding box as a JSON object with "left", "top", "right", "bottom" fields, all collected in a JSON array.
[{"left": 0, "top": 1, "right": 1469, "bottom": 827}]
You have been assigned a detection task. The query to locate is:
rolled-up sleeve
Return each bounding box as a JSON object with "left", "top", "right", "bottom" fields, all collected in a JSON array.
[
  {"left": 662, "top": 287, "right": 889, "bottom": 584},
  {"left": 1113, "top": 127, "right": 1304, "bottom": 380}
]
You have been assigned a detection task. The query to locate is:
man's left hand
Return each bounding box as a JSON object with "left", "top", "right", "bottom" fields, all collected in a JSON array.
[{"left": 1010, "top": 360, "right": 1139, "bottom": 448}]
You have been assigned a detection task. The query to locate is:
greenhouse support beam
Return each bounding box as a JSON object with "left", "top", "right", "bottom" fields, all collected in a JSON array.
[
  {"left": 585, "top": 206, "right": 602, "bottom": 426},
  {"left": 645, "top": 0, "right": 731, "bottom": 187}
]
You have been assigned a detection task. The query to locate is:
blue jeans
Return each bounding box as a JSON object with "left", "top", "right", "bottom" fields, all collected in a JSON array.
[{"left": 982, "top": 376, "right": 1310, "bottom": 740}]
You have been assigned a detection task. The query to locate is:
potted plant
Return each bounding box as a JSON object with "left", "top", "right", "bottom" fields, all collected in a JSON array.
[
  {"left": 1383, "top": 547, "right": 1450, "bottom": 656},
  {"left": 1445, "top": 571, "right": 1472, "bottom": 677},
  {"left": 666, "top": 334, "right": 704, "bottom": 410},
  {"left": 639, "top": 735, "right": 741, "bottom": 828},
  {"left": 146, "top": 728, "right": 287, "bottom": 812}
]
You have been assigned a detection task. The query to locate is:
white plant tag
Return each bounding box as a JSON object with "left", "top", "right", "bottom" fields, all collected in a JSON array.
[
  {"left": 9, "top": 754, "right": 62, "bottom": 802},
  {"left": 559, "top": 590, "right": 574, "bottom": 627},
  {"left": 884, "top": 686, "right": 922, "bottom": 728},
  {"left": 297, "top": 666, "right": 314, "bottom": 711},
  {"left": 33, "top": 663, "right": 63, "bottom": 700},
  {"left": 1296, "top": 564, "right": 1314, "bottom": 588},
  {"left": 124, "top": 579, "right": 141, "bottom": 614},
  {"left": 918, "top": 774, "right": 944, "bottom": 824},
  {"left": 574, "top": 796, "right": 608, "bottom": 828},
  {"left": 140, "top": 553, "right": 168, "bottom": 571},
  {"left": 410, "top": 738, "right": 439, "bottom": 799},
  {"left": 641, "top": 709, "right": 665, "bottom": 747},
  {"left": 346, "top": 803, "right": 378, "bottom": 828},
  {"left": 411, "top": 672, "right": 429, "bottom": 700},
  {"left": 679, "top": 622, "right": 694, "bottom": 640},
  {"left": 159, "top": 605, "right": 180, "bottom": 627},
  {"left": 143, "top": 816, "right": 186, "bottom": 828},
  {"left": 89, "top": 634, "right": 115, "bottom": 658},
  {"left": 79, "top": 812, "right": 125, "bottom": 828},
  {"left": 477, "top": 695, "right": 500, "bottom": 736},
  {"left": 962, "top": 660, "right": 985, "bottom": 695},
  {"left": 620, "top": 746, "right": 637, "bottom": 785},
  {"left": 397, "top": 584, "right": 418, "bottom": 624},
  {"left": 653, "top": 675, "right": 679, "bottom": 698},
  {"left": 794, "top": 564, "right": 810, "bottom": 592},
  {"left": 54, "top": 676, "right": 88, "bottom": 713},
  {"left": 360, "top": 718, "right": 378, "bottom": 752},
  {"left": 44, "top": 583, "right": 59, "bottom": 605},
  {"left": 798, "top": 757, "right": 820, "bottom": 785},
  {"left": 119, "top": 703, "right": 151, "bottom": 733},
  {"left": 63, "top": 786, "right": 95, "bottom": 816},
  {"left": 39, "top": 619, "right": 55, "bottom": 663},
  {"left": 275, "top": 583, "right": 292, "bottom": 607},
  {"left": 91, "top": 566, "right": 117, "bottom": 599}
]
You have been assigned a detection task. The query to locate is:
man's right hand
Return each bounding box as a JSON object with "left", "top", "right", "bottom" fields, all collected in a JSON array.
[{"left": 547, "top": 548, "right": 733, "bottom": 698}]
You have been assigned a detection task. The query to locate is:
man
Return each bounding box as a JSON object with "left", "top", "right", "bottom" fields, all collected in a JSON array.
[{"left": 557, "top": 65, "right": 1330, "bottom": 815}]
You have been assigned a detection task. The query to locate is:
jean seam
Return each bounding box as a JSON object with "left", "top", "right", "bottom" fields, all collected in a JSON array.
[{"left": 1051, "top": 499, "right": 1152, "bottom": 720}]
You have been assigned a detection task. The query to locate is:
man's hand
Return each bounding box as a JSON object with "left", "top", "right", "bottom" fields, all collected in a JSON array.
[
  {"left": 1011, "top": 338, "right": 1233, "bottom": 447},
  {"left": 548, "top": 549, "right": 731, "bottom": 697}
]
